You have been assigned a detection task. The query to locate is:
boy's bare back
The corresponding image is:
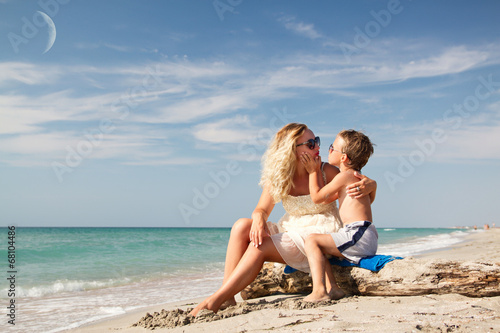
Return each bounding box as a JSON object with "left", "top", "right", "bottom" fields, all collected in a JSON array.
[{"left": 336, "top": 169, "right": 372, "bottom": 225}]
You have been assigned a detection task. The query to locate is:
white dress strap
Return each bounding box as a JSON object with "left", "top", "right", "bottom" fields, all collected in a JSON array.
[{"left": 320, "top": 162, "right": 327, "bottom": 185}]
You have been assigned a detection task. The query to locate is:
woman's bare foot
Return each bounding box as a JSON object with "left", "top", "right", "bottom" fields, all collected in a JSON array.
[
  {"left": 189, "top": 297, "right": 218, "bottom": 317},
  {"left": 303, "top": 291, "right": 331, "bottom": 303},
  {"left": 188, "top": 301, "right": 206, "bottom": 317},
  {"left": 328, "top": 288, "right": 346, "bottom": 300}
]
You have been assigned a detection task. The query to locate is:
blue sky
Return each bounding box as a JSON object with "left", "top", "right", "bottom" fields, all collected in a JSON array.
[{"left": 1, "top": 0, "right": 499, "bottom": 228}]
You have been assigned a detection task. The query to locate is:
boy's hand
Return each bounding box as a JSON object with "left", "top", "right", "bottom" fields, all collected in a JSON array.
[{"left": 300, "top": 152, "right": 321, "bottom": 174}]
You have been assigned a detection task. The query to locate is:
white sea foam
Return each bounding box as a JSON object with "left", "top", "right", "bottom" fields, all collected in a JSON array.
[
  {"left": 13, "top": 278, "right": 131, "bottom": 298},
  {"left": 377, "top": 230, "right": 470, "bottom": 257},
  {"left": 7, "top": 268, "right": 226, "bottom": 333}
]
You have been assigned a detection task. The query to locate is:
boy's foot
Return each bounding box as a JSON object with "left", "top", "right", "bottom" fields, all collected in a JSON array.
[
  {"left": 304, "top": 292, "right": 331, "bottom": 303},
  {"left": 328, "top": 288, "right": 346, "bottom": 300}
]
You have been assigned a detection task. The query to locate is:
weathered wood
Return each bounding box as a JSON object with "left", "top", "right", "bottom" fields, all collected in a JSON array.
[{"left": 241, "top": 258, "right": 500, "bottom": 300}]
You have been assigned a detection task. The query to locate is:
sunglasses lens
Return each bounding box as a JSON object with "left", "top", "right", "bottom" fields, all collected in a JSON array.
[
  {"left": 307, "top": 137, "right": 320, "bottom": 150},
  {"left": 297, "top": 137, "right": 320, "bottom": 149}
]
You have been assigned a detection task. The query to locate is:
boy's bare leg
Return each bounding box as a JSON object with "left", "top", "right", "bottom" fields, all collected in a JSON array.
[
  {"left": 325, "top": 260, "right": 345, "bottom": 300},
  {"left": 325, "top": 266, "right": 332, "bottom": 293},
  {"left": 304, "top": 235, "right": 330, "bottom": 302},
  {"left": 304, "top": 234, "right": 345, "bottom": 302}
]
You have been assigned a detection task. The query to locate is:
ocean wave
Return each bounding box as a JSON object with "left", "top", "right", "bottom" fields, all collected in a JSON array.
[
  {"left": 22, "top": 271, "right": 226, "bottom": 333},
  {"left": 377, "top": 230, "right": 469, "bottom": 257},
  {"left": 12, "top": 278, "right": 130, "bottom": 298}
]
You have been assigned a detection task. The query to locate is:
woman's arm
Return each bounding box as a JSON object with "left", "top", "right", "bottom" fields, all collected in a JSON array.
[
  {"left": 250, "top": 185, "right": 275, "bottom": 247},
  {"left": 346, "top": 171, "right": 377, "bottom": 202}
]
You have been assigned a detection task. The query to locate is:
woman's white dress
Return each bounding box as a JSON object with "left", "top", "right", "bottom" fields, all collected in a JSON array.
[{"left": 268, "top": 167, "right": 343, "bottom": 273}]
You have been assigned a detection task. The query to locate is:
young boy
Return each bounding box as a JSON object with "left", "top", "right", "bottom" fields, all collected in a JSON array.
[{"left": 300, "top": 129, "right": 378, "bottom": 302}]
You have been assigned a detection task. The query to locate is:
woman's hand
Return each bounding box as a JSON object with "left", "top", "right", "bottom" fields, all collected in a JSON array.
[
  {"left": 249, "top": 218, "right": 269, "bottom": 247},
  {"left": 300, "top": 152, "right": 321, "bottom": 174},
  {"left": 249, "top": 187, "right": 275, "bottom": 247},
  {"left": 346, "top": 171, "right": 377, "bottom": 200}
]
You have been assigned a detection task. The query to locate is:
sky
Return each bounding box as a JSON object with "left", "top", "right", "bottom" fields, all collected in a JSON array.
[{"left": 1, "top": 0, "right": 500, "bottom": 228}]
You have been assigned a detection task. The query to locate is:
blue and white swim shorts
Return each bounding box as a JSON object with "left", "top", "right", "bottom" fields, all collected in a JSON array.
[{"left": 330, "top": 221, "right": 378, "bottom": 264}]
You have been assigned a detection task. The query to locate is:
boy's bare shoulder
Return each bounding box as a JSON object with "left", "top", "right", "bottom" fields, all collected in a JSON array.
[
  {"left": 330, "top": 169, "right": 356, "bottom": 186},
  {"left": 342, "top": 169, "right": 362, "bottom": 185}
]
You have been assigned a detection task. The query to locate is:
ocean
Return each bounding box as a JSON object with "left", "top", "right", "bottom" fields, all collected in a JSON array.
[{"left": 1, "top": 227, "right": 477, "bottom": 332}]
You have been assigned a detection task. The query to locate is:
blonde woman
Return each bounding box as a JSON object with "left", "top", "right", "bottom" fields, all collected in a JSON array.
[{"left": 190, "top": 123, "right": 376, "bottom": 316}]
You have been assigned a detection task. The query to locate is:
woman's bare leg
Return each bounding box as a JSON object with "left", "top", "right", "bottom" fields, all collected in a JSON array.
[
  {"left": 220, "top": 218, "right": 252, "bottom": 307},
  {"left": 190, "top": 236, "right": 284, "bottom": 316}
]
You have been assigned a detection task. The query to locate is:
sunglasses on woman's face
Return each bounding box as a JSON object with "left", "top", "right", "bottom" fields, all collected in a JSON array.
[{"left": 296, "top": 136, "right": 320, "bottom": 150}]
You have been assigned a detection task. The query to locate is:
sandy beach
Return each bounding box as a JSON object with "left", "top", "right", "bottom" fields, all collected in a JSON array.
[{"left": 69, "top": 228, "right": 500, "bottom": 333}]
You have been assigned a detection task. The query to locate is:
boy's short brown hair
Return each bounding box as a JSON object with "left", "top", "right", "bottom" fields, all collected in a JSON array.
[{"left": 338, "top": 129, "right": 374, "bottom": 171}]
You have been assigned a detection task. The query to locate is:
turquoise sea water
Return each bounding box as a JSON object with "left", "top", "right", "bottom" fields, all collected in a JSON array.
[{"left": 0, "top": 227, "right": 476, "bottom": 332}]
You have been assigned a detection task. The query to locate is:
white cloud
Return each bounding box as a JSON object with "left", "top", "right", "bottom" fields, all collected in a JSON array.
[
  {"left": 278, "top": 15, "right": 322, "bottom": 40},
  {"left": 192, "top": 115, "right": 258, "bottom": 144},
  {"left": 1, "top": 40, "right": 499, "bottom": 167},
  {"left": 441, "top": 125, "right": 500, "bottom": 161},
  {"left": 382, "top": 46, "right": 489, "bottom": 81},
  {"left": 0, "top": 89, "right": 133, "bottom": 135},
  {"left": 150, "top": 93, "right": 254, "bottom": 124},
  {"left": 123, "top": 157, "right": 211, "bottom": 166},
  {"left": 372, "top": 105, "right": 500, "bottom": 162},
  {"left": 74, "top": 42, "right": 131, "bottom": 52},
  {"left": 0, "top": 62, "right": 61, "bottom": 86},
  {"left": 0, "top": 132, "right": 72, "bottom": 155},
  {"left": 0, "top": 125, "right": 179, "bottom": 167},
  {"left": 267, "top": 44, "right": 495, "bottom": 90},
  {"left": 191, "top": 115, "right": 273, "bottom": 163}
]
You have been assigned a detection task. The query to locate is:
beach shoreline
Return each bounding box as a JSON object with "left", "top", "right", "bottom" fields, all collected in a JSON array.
[{"left": 67, "top": 228, "right": 500, "bottom": 332}]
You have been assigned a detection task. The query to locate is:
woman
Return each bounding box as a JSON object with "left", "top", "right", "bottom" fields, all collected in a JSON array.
[{"left": 190, "top": 123, "right": 376, "bottom": 316}]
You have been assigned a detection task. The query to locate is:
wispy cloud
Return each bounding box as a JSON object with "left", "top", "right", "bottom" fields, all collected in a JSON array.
[
  {"left": 372, "top": 104, "right": 500, "bottom": 162},
  {"left": 1, "top": 39, "right": 499, "bottom": 167},
  {"left": 278, "top": 15, "right": 322, "bottom": 40},
  {"left": 0, "top": 62, "right": 62, "bottom": 86},
  {"left": 383, "top": 46, "right": 489, "bottom": 81},
  {"left": 74, "top": 42, "right": 132, "bottom": 52},
  {"left": 268, "top": 44, "right": 495, "bottom": 89},
  {"left": 123, "top": 156, "right": 211, "bottom": 166},
  {"left": 150, "top": 93, "right": 253, "bottom": 123},
  {"left": 0, "top": 132, "right": 72, "bottom": 155},
  {"left": 192, "top": 115, "right": 259, "bottom": 144}
]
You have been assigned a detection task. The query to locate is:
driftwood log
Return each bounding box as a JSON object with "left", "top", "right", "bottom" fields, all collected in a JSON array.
[{"left": 241, "top": 258, "right": 500, "bottom": 300}]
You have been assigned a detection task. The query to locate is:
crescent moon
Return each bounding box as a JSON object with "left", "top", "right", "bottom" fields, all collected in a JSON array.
[{"left": 37, "top": 11, "right": 56, "bottom": 54}]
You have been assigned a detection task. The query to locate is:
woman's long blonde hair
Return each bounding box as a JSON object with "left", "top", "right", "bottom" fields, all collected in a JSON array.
[{"left": 259, "top": 123, "right": 308, "bottom": 203}]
